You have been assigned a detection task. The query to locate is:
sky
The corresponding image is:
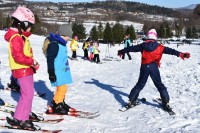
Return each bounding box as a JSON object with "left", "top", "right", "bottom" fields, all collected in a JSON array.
[{"left": 27, "top": 0, "right": 199, "bottom": 8}]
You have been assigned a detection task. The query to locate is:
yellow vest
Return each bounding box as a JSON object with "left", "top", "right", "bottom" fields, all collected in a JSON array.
[
  {"left": 70, "top": 39, "right": 79, "bottom": 50},
  {"left": 83, "top": 42, "right": 89, "bottom": 50},
  {"left": 8, "top": 34, "right": 33, "bottom": 70}
]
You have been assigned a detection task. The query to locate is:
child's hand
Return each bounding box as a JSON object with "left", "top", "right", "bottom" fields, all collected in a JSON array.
[
  {"left": 180, "top": 53, "right": 190, "bottom": 60},
  {"left": 31, "top": 60, "right": 40, "bottom": 71}
]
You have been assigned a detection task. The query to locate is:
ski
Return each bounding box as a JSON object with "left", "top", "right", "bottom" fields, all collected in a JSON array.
[
  {"left": 0, "top": 118, "right": 64, "bottom": 124},
  {"left": 44, "top": 106, "right": 100, "bottom": 119},
  {"left": 152, "top": 98, "right": 176, "bottom": 115},
  {"left": 119, "top": 98, "right": 146, "bottom": 112},
  {"left": 3, "top": 87, "right": 46, "bottom": 97},
  {"left": 0, "top": 108, "right": 64, "bottom": 124},
  {"left": 0, "top": 124, "right": 62, "bottom": 133}
]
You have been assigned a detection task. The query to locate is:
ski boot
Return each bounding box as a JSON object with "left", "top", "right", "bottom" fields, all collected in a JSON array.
[
  {"left": 6, "top": 117, "right": 39, "bottom": 130},
  {"left": 161, "top": 102, "right": 172, "bottom": 112},
  {"left": 10, "top": 111, "right": 44, "bottom": 122},
  {"left": 125, "top": 100, "right": 140, "bottom": 109},
  {"left": 50, "top": 101, "right": 69, "bottom": 114},
  {"left": 62, "top": 101, "right": 76, "bottom": 112}
]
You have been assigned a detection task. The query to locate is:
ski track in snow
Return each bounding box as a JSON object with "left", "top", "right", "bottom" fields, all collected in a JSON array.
[{"left": 0, "top": 30, "right": 200, "bottom": 133}]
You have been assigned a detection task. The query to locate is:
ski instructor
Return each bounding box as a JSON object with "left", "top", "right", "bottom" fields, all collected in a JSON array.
[{"left": 118, "top": 29, "right": 190, "bottom": 109}]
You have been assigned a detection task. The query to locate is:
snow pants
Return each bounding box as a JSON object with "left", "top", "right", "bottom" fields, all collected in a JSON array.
[
  {"left": 129, "top": 63, "right": 170, "bottom": 104},
  {"left": 53, "top": 84, "right": 67, "bottom": 104},
  {"left": 83, "top": 49, "right": 89, "bottom": 59},
  {"left": 14, "top": 75, "right": 34, "bottom": 121},
  {"left": 72, "top": 51, "right": 77, "bottom": 58},
  {"left": 93, "top": 54, "right": 100, "bottom": 63},
  {"left": 122, "top": 52, "right": 131, "bottom": 60}
]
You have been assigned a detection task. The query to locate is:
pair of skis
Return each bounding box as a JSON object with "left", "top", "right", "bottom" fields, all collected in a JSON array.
[
  {"left": 119, "top": 98, "right": 175, "bottom": 115},
  {"left": 0, "top": 102, "right": 99, "bottom": 132},
  {"left": 0, "top": 101, "right": 100, "bottom": 119},
  {"left": 44, "top": 105, "right": 100, "bottom": 119}
]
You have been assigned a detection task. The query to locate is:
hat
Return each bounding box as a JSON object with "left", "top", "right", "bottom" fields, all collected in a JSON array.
[
  {"left": 147, "top": 29, "right": 157, "bottom": 40},
  {"left": 58, "top": 24, "right": 73, "bottom": 38}
]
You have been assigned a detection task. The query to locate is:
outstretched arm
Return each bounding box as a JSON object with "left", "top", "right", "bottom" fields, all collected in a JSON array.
[
  {"left": 163, "top": 46, "right": 190, "bottom": 60},
  {"left": 163, "top": 47, "right": 180, "bottom": 57},
  {"left": 118, "top": 44, "right": 142, "bottom": 57}
]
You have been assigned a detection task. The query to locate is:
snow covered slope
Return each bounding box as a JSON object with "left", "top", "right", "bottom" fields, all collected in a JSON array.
[{"left": 0, "top": 30, "right": 199, "bottom": 133}]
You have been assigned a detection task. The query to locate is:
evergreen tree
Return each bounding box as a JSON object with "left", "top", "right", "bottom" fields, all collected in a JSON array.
[
  {"left": 129, "top": 25, "right": 136, "bottom": 40},
  {"left": 157, "top": 24, "right": 165, "bottom": 38},
  {"left": 103, "top": 22, "right": 113, "bottom": 43},
  {"left": 72, "top": 23, "right": 86, "bottom": 40},
  {"left": 6, "top": 15, "right": 11, "bottom": 28},
  {"left": 186, "top": 27, "right": 193, "bottom": 38},
  {"left": 90, "top": 25, "right": 99, "bottom": 41},
  {"left": 98, "top": 22, "right": 104, "bottom": 39},
  {"left": 157, "top": 22, "right": 171, "bottom": 38},
  {"left": 192, "top": 26, "right": 198, "bottom": 38},
  {"left": 194, "top": 4, "right": 200, "bottom": 17},
  {"left": 112, "top": 22, "right": 124, "bottom": 43},
  {"left": 31, "top": 14, "right": 41, "bottom": 34},
  {"left": 165, "top": 23, "right": 172, "bottom": 38}
]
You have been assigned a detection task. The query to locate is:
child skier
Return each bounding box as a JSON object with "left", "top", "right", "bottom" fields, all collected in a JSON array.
[
  {"left": 70, "top": 36, "right": 79, "bottom": 60},
  {"left": 118, "top": 29, "right": 190, "bottom": 109},
  {"left": 93, "top": 41, "right": 101, "bottom": 64},
  {"left": 82, "top": 37, "right": 90, "bottom": 60},
  {"left": 4, "top": 6, "right": 40, "bottom": 129},
  {"left": 89, "top": 41, "right": 94, "bottom": 61},
  {"left": 122, "top": 34, "right": 132, "bottom": 60},
  {"left": 42, "top": 24, "right": 73, "bottom": 114}
]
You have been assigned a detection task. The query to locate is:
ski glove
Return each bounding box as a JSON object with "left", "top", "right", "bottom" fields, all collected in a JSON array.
[
  {"left": 180, "top": 53, "right": 190, "bottom": 60},
  {"left": 117, "top": 49, "right": 124, "bottom": 58},
  {"left": 48, "top": 70, "right": 56, "bottom": 82}
]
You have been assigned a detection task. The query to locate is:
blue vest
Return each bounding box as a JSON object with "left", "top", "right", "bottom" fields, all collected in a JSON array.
[{"left": 51, "top": 43, "right": 72, "bottom": 86}]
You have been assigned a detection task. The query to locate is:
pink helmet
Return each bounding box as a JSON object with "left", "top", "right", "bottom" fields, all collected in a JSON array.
[{"left": 12, "top": 6, "right": 35, "bottom": 24}]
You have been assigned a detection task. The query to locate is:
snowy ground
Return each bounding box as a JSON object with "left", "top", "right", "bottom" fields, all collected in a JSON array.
[{"left": 0, "top": 30, "right": 200, "bottom": 133}]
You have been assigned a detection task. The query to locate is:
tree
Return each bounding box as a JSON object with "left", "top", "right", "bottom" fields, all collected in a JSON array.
[
  {"left": 194, "top": 4, "right": 200, "bottom": 17},
  {"left": 186, "top": 26, "right": 198, "bottom": 38},
  {"left": 186, "top": 27, "right": 192, "bottom": 38},
  {"left": 90, "top": 25, "right": 99, "bottom": 41},
  {"left": 112, "top": 22, "right": 124, "bottom": 43},
  {"left": 6, "top": 15, "right": 11, "bottom": 28},
  {"left": 129, "top": 25, "right": 136, "bottom": 40},
  {"left": 103, "top": 22, "right": 113, "bottom": 43},
  {"left": 72, "top": 23, "right": 86, "bottom": 41},
  {"left": 31, "top": 14, "right": 42, "bottom": 34},
  {"left": 98, "top": 22, "right": 104, "bottom": 39}
]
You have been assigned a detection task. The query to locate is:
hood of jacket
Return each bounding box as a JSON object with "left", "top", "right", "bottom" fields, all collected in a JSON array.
[
  {"left": 4, "top": 28, "right": 31, "bottom": 42},
  {"left": 142, "top": 40, "right": 159, "bottom": 52},
  {"left": 49, "top": 32, "right": 67, "bottom": 46}
]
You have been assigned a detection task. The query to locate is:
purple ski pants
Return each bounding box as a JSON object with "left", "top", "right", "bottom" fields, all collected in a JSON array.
[{"left": 14, "top": 75, "right": 34, "bottom": 121}]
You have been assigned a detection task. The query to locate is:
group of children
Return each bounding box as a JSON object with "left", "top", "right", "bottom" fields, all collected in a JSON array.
[
  {"left": 1, "top": 5, "right": 191, "bottom": 131},
  {"left": 82, "top": 38, "right": 101, "bottom": 64}
]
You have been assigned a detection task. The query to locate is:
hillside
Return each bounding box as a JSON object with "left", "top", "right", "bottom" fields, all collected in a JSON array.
[{"left": 0, "top": 0, "right": 183, "bottom": 24}]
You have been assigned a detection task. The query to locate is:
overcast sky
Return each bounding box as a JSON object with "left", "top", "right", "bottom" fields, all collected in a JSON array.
[{"left": 27, "top": 0, "right": 199, "bottom": 8}]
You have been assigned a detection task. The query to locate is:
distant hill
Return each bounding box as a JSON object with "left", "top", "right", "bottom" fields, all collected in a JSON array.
[
  {"left": 178, "top": 4, "right": 197, "bottom": 10},
  {"left": 174, "top": 4, "right": 197, "bottom": 15}
]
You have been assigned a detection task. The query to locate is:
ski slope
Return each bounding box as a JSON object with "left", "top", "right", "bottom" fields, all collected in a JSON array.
[{"left": 0, "top": 30, "right": 200, "bottom": 133}]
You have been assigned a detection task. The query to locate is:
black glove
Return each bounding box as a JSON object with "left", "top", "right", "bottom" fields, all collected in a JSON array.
[
  {"left": 48, "top": 70, "right": 56, "bottom": 82},
  {"left": 117, "top": 49, "right": 124, "bottom": 56}
]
